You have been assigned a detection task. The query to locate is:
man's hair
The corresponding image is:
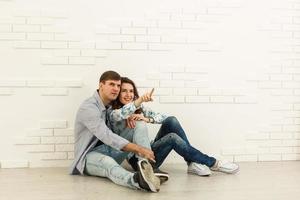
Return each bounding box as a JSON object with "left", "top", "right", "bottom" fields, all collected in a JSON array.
[{"left": 99, "top": 71, "right": 121, "bottom": 83}]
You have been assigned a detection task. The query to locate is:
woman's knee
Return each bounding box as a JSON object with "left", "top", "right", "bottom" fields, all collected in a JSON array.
[{"left": 163, "top": 116, "right": 179, "bottom": 126}]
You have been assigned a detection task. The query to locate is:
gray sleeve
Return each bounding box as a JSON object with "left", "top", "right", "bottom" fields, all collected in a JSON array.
[{"left": 78, "top": 106, "right": 129, "bottom": 150}]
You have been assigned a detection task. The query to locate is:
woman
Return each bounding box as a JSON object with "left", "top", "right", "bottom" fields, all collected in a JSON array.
[{"left": 109, "top": 77, "right": 239, "bottom": 179}]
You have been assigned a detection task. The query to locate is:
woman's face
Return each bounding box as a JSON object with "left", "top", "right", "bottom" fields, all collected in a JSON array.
[{"left": 119, "top": 83, "right": 134, "bottom": 105}]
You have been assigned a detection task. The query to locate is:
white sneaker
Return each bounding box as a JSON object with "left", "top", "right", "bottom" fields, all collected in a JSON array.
[
  {"left": 210, "top": 160, "right": 239, "bottom": 174},
  {"left": 187, "top": 162, "right": 212, "bottom": 176}
]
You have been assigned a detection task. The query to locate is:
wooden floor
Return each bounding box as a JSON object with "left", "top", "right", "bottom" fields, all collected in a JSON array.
[{"left": 1, "top": 161, "right": 300, "bottom": 200}]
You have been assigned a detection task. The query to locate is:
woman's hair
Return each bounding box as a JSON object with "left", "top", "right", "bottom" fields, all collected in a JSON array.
[{"left": 112, "top": 77, "right": 142, "bottom": 113}]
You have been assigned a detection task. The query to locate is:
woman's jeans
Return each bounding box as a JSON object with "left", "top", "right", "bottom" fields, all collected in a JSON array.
[{"left": 151, "top": 116, "right": 216, "bottom": 169}]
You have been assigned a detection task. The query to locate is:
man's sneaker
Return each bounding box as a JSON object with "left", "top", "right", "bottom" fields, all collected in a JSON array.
[
  {"left": 153, "top": 168, "right": 169, "bottom": 184},
  {"left": 210, "top": 160, "right": 239, "bottom": 174},
  {"left": 133, "top": 160, "right": 160, "bottom": 192},
  {"left": 187, "top": 162, "right": 212, "bottom": 176}
]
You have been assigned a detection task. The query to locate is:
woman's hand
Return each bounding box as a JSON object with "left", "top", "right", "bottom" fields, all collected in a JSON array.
[
  {"left": 126, "top": 114, "right": 149, "bottom": 128},
  {"left": 134, "top": 88, "right": 154, "bottom": 107}
]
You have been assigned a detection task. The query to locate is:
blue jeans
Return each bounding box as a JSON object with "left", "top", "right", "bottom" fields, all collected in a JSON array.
[
  {"left": 151, "top": 116, "right": 216, "bottom": 168},
  {"left": 84, "top": 144, "right": 139, "bottom": 189}
]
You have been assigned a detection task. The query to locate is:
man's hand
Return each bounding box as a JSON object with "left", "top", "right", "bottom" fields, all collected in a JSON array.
[{"left": 122, "top": 143, "right": 156, "bottom": 163}]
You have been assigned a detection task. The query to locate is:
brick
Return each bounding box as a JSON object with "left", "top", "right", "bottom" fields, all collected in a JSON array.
[
  {"left": 136, "top": 35, "right": 160, "bottom": 43},
  {"left": 269, "top": 147, "right": 293, "bottom": 154},
  {"left": 270, "top": 133, "right": 293, "bottom": 139},
  {"left": 68, "top": 152, "right": 74, "bottom": 160},
  {"left": 143, "top": 88, "right": 172, "bottom": 96},
  {"left": 107, "top": 20, "right": 131, "bottom": 27},
  {"left": 185, "top": 80, "right": 208, "bottom": 88},
  {"left": 282, "top": 81, "right": 300, "bottom": 88},
  {"left": 160, "top": 96, "right": 185, "bottom": 103},
  {"left": 185, "top": 66, "right": 209, "bottom": 73},
  {"left": 222, "top": 147, "right": 245, "bottom": 155},
  {"left": 27, "top": 80, "right": 55, "bottom": 87},
  {"left": 68, "top": 136, "right": 75, "bottom": 144},
  {"left": 258, "top": 154, "right": 281, "bottom": 161},
  {"left": 283, "top": 67, "right": 300, "bottom": 73},
  {"left": 55, "top": 144, "right": 74, "bottom": 152},
  {"left": 134, "top": 80, "right": 159, "bottom": 87},
  {"left": 158, "top": 20, "right": 181, "bottom": 28},
  {"left": 40, "top": 152, "right": 67, "bottom": 160},
  {"left": 282, "top": 140, "right": 300, "bottom": 146},
  {"left": 96, "top": 42, "right": 121, "bottom": 50},
  {"left": 210, "top": 96, "right": 234, "bottom": 103},
  {"left": 171, "top": 13, "right": 196, "bottom": 21},
  {"left": 185, "top": 96, "right": 210, "bottom": 103},
  {"left": 0, "top": 24, "right": 11, "bottom": 32},
  {"left": 81, "top": 50, "right": 107, "bottom": 57},
  {"left": 41, "top": 136, "right": 68, "bottom": 144},
  {"left": 121, "top": 27, "right": 146, "bottom": 35},
  {"left": 283, "top": 125, "right": 300, "bottom": 132},
  {"left": 26, "top": 129, "right": 53, "bottom": 137},
  {"left": 245, "top": 132, "right": 269, "bottom": 140},
  {"left": 0, "top": 80, "right": 26, "bottom": 87},
  {"left": 29, "top": 160, "right": 71, "bottom": 168},
  {"left": 0, "top": 88, "right": 14, "bottom": 95},
  {"left": 41, "top": 25, "right": 66, "bottom": 33},
  {"left": 234, "top": 155, "right": 258, "bottom": 162},
  {"left": 271, "top": 103, "right": 293, "bottom": 111},
  {"left": 54, "top": 33, "right": 81, "bottom": 41},
  {"left": 13, "top": 25, "right": 40, "bottom": 32},
  {"left": 54, "top": 129, "right": 74, "bottom": 136},
  {"left": 27, "top": 145, "right": 54, "bottom": 152},
  {"left": 15, "top": 137, "right": 40, "bottom": 145},
  {"left": 234, "top": 96, "right": 257, "bottom": 104},
  {"left": 182, "top": 21, "right": 204, "bottom": 29},
  {"left": 27, "top": 33, "right": 53, "bottom": 40},
  {"left": 283, "top": 24, "right": 300, "bottom": 31},
  {"left": 172, "top": 73, "right": 206, "bottom": 80},
  {"left": 295, "top": 119, "right": 300, "bottom": 124},
  {"left": 148, "top": 43, "right": 172, "bottom": 51},
  {"left": 27, "top": 17, "right": 54, "bottom": 25},
  {"left": 0, "top": 17, "right": 25, "bottom": 24},
  {"left": 160, "top": 80, "right": 185, "bottom": 88},
  {"left": 109, "top": 35, "right": 135, "bottom": 42},
  {"left": 145, "top": 13, "right": 170, "bottom": 20},
  {"left": 55, "top": 80, "right": 82, "bottom": 88},
  {"left": 173, "top": 88, "right": 197, "bottom": 95},
  {"left": 41, "top": 88, "right": 69, "bottom": 96},
  {"left": 41, "top": 56, "right": 68, "bottom": 65},
  {"left": 53, "top": 49, "right": 80, "bottom": 56},
  {"left": 68, "top": 41, "right": 95, "bottom": 49},
  {"left": 14, "top": 41, "right": 40, "bottom": 48},
  {"left": 0, "top": 32, "right": 25, "bottom": 40},
  {"left": 282, "top": 154, "right": 300, "bottom": 161},
  {"left": 0, "top": 160, "right": 28, "bottom": 168},
  {"left": 95, "top": 26, "right": 120, "bottom": 34},
  {"left": 270, "top": 89, "right": 294, "bottom": 96},
  {"left": 270, "top": 74, "right": 293, "bottom": 81},
  {"left": 258, "top": 81, "right": 282, "bottom": 88},
  {"left": 198, "top": 89, "right": 222, "bottom": 96},
  {"left": 122, "top": 43, "right": 147, "bottom": 50},
  {"left": 40, "top": 120, "right": 67, "bottom": 129},
  {"left": 146, "top": 72, "right": 172, "bottom": 80},
  {"left": 132, "top": 20, "right": 157, "bottom": 27},
  {"left": 69, "top": 57, "right": 95, "bottom": 65},
  {"left": 41, "top": 41, "right": 68, "bottom": 48}
]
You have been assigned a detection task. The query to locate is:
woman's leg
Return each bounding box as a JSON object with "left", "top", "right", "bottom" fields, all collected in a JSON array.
[{"left": 152, "top": 133, "right": 216, "bottom": 169}]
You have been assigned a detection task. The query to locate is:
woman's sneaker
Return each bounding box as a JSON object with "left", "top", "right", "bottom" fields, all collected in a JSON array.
[
  {"left": 133, "top": 160, "right": 160, "bottom": 192},
  {"left": 187, "top": 162, "right": 212, "bottom": 176},
  {"left": 210, "top": 160, "right": 239, "bottom": 174},
  {"left": 153, "top": 168, "right": 169, "bottom": 184}
]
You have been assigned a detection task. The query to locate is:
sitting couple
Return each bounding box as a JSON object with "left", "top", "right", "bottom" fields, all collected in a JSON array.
[{"left": 70, "top": 70, "right": 239, "bottom": 193}]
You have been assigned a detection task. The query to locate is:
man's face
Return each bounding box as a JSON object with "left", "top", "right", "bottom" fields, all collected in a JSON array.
[{"left": 99, "top": 80, "right": 121, "bottom": 103}]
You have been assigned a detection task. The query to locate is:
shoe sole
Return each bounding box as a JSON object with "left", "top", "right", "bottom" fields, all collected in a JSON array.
[
  {"left": 187, "top": 169, "right": 211, "bottom": 176},
  {"left": 138, "top": 160, "right": 160, "bottom": 192}
]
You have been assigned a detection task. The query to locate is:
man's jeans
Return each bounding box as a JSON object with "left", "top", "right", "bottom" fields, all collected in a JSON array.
[
  {"left": 85, "top": 144, "right": 138, "bottom": 189},
  {"left": 151, "top": 116, "right": 216, "bottom": 169}
]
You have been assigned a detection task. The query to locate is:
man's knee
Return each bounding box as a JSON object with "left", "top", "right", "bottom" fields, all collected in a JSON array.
[{"left": 166, "top": 133, "right": 183, "bottom": 145}]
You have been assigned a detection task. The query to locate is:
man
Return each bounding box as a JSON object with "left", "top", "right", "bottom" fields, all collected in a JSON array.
[{"left": 69, "top": 71, "right": 160, "bottom": 192}]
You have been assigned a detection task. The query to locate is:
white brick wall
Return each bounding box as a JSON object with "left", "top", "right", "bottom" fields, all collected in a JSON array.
[{"left": 0, "top": 0, "right": 299, "bottom": 168}]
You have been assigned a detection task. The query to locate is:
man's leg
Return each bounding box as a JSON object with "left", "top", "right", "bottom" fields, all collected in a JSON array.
[{"left": 85, "top": 144, "right": 160, "bottom": 191}]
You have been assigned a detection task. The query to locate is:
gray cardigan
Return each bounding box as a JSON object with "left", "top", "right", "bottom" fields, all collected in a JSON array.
[{"left": 69, "top": 91, "right": 129, "bottom": 175}]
